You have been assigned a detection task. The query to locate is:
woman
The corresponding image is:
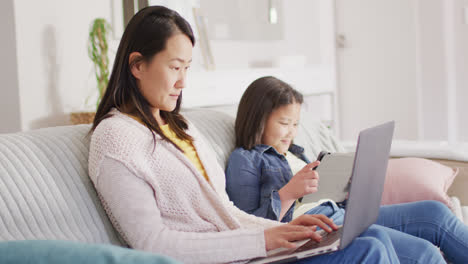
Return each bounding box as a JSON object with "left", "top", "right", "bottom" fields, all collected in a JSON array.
[
  {"left": 88, "top": 5, "right": 401, "bottom": 264},
  {"left": 225, "top": 75, "right": 468, "bottom": 264}
]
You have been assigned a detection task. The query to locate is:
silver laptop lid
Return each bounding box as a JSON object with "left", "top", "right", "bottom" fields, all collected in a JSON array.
[{"left": 340, "top": 121, "right": 395, "bottom": 249}]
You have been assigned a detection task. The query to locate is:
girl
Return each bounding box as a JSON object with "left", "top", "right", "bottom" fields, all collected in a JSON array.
[
  {"left": 89, "top": 5, "right": 401, "bottom": 264},
  {"left": 226, "top": 75, "right": 468, "bottom": 264}
]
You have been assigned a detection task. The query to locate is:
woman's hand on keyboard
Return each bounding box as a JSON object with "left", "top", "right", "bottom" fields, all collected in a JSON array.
[
  {"left": 264, "top": 223, "right": 320, "bottom": 251},
  {"left": 264, "top": 215, "right": 338, "bottom": 251},
  {"left": 290, "top": 214, "right": 339, "bottom": 233}
]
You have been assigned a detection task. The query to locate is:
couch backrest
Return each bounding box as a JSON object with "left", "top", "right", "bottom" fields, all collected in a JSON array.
[
  {"left": 0, "top": 107, "right": 344, "bottom": 243},
  {"left": 184, "top": 108, "right": 348, "bottom": 203},
  {"left": 0, "top": 124, "right": 122, "bottom": 244},
  {"left": 183, "top": 107, "right": 345, "bottom": 169}
]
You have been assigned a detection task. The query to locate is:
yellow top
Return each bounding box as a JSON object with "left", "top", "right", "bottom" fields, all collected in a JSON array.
[
  {"left": 124, "top": 113, "right": 209, "bottom": 182},
  {"left": 160, "top": 124, "right": 210, "bottom": 182}
]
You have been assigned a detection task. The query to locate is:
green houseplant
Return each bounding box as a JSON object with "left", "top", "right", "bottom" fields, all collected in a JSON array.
[
  {"left": 71, "top": 18, "right": 111, "bottom": 125},
  {"left": 88, "top": 18, "right": 110, "bottom": 110}
]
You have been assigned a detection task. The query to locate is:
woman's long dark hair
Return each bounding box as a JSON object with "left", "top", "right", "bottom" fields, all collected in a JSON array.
[
  {"left": 90, "top": 6, "right": 195, "bottom": 149},
  {"left": 235, "top": 76, "right": 303, "bottom": 150}
]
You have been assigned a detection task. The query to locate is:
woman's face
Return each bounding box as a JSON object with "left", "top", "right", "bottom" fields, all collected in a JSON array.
[
  {"left": 133, "top": 33, "right": 192, "bottom": 117},
  {"left": 261, "top": 102, "right": 301, "bottom": 155}
]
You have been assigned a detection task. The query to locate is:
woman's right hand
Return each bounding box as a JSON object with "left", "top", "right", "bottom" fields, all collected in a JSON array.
[
  {"left": 278, "top": 161, "right": 320, "bottom": 202},
  {"left": 264, "top": 214, "right": 337, "bottom": 251}
]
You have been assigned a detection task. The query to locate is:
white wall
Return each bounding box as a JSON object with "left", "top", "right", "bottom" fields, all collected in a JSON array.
[
  {"left": 418, "top": 0, "right": 448, "bottom": 140},
  {"left": 0, "top": 0, "right": 22, "bottom": 133},
  {"left": 203, "top": 0, "right": 322, "bottom": 69},
  {"left": 337, "top": 0, "right": 419, "bottom": 141},
  {"left": 4, "top": 0, "right": 466, "bottom": 140},
  {"left": 12, "top": 0, "right": 116, "bottom": 131},
  {"left": 416, "top": 0, "right": 467, "bottom": 142},
  {"left": 337, "top": 0, "right": 468, "bottom": 142},
  {"left": 5, "top": 0, "right": 336, "bottom": 132},
  {"left": 455, "top": 0, "right": 468, "bottom": 141}
]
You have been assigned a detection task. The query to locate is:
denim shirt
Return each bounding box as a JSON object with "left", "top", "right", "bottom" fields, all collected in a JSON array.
[{"left": 225, "top": 144, "right": 310, "bottom": 223}]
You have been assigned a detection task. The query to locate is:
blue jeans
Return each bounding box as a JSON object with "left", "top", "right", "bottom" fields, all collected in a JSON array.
[
  {"left": 295, "top": 224, "right": 400, "bottom": 263},
  {"left": 305, "top": 200, "right": 468, "bottom": 263}
]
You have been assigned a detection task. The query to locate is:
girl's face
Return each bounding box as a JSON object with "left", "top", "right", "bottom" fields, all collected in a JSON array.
[
  {"left": 132, "top": 33, "right": 192, "bottom": 119},
  {"left": 261, "top": 102, "right": 301, "bottom": 155}
]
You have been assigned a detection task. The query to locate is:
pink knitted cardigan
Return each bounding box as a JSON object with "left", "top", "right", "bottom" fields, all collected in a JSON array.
[{"left": 88, "top": 109, "right": 280, "bottom": 263}]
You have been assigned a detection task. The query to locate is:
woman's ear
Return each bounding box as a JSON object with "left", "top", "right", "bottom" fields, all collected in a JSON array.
[{"left": 129, "top": 52, "right": 144, "bottom": 80}]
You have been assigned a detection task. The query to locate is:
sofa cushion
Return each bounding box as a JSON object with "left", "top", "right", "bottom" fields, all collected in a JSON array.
[
  {"left": 183, "top": 108, "right": 236, "bottom": 169},
  {"left": 0, "top": 107, "right": 345, "bottom": 245},
  {"left": 294, "top": 116, "right": 346, "bottom": 160},
  {"left": 381, "top": 157, "right": 458, "bottom": 209},
  {"left": 0, "top": 125, "right": 121, "bottom": 244}
]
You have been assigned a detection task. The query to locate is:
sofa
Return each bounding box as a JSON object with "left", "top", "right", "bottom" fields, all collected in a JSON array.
[{"left": 0, "top": 107, "right": 467, "bottom": 261}]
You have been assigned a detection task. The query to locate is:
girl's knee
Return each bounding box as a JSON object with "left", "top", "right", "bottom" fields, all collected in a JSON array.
[
  {"left": 360, "top": 237, "right": 386, "bottom": 250},
  {"left": 356, "top": 237, "right": 390, "bottom": 262},
  {"left": 362, "top": 225, "right": 392, "bottom": 244},
  {"left": 415, "top": 200, "right": 453, "bottom": 222},
  {"left": 416, "top": 200, "right": 449, "bottom": 214}
]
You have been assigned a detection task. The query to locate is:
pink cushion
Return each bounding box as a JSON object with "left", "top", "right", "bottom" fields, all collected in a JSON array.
[{"left": 381, "top": 158, "right": 458, "bottom": 209}]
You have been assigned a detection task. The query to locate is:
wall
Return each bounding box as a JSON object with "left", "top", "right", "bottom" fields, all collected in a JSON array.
[
  {"left": 336, "top": 0, "right": 419, "bottom": 141},
  {"left": 337, "top": 0, "right": 468, "bottom": 142},
  {"left": 0, "top": 0, "right": 22, "bottom": 133},
  {"left": 417, "top": 0, "right": 448, "bottom": 140},
  {"left": 4, "top": 0, "right": 467, "bottom": 141},
  {"left": 202, "top": 0, "right": 322, "bottom": 69},
  {"left": 183, "top": 0, "right": 334, "bottom": 109},
  {"left": 417, "top": 0, "right": 467, "bottom": 142},
  {"left": 5, "top": 0, "right": 335, "bottom": 132},
  {"left": 455, "top": 0, "right": 468, "bottom": 141},
  {"left": 12, "top": 0, "right": 116, "bottom": 131}
]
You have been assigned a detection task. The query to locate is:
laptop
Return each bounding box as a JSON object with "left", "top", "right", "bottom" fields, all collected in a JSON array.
[{"left": 249, "top": 121, "right": 395, "bottom": 264}]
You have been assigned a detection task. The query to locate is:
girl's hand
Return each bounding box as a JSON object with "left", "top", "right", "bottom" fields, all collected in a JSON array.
[
  {"left": 264, "top": 214, "right": 338, "bottom": 251},
  {"left": 278, "top": 161, "right": 320, "bottom": 201}
]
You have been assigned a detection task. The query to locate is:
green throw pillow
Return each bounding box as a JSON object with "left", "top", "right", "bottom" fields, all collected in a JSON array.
[{"left": 0, "top": 240, "right": 180, "bottom": 264}]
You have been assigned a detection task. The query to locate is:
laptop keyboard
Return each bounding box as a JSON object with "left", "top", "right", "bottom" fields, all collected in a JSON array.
[{"left": 294, "top": 227, "right": 343, "bottom": 253}]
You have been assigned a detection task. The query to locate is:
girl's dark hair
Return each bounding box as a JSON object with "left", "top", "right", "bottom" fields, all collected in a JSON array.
[
  {"left": 90, "top": 6, "right": 195, "bottom": 149},
  {"left": 235, "top": 76, "right": 303, "bottom": 150}
]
